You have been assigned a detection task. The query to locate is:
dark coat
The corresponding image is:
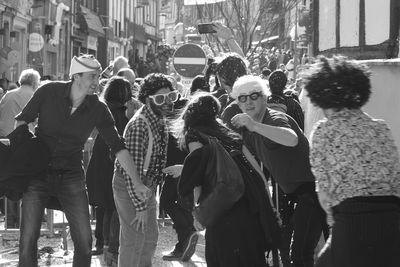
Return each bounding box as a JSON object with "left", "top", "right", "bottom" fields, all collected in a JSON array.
[
  {"left": 86, "top": 102, "right": 128, "bottom": 209},
  {"left": 0, "top": 124, "right": 51, "bottom": 201}
]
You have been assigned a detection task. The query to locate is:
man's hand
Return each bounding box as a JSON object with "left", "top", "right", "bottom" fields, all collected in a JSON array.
[
  {"left": 162, "top": 165, "right": 183, "bottom": 178},
  {"left": 134, "top": 183, "right": 152, "bottom": 201},
  {"left": 212, "top": 22, "right": 234, "bottom": 40},
  {"left": 231, "top": 113, "right": 256, "bottom": 132},
  {"left": 131, "top": 210, "right": 148, "bottom": 232},
  {"left": 193, "top": 217, "right": 205, "bottom": 232}
]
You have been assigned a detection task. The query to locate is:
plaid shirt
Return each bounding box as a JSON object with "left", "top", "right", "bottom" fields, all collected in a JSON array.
[{"left": 115, "top": 105, "right": 168, "bottom": 211}]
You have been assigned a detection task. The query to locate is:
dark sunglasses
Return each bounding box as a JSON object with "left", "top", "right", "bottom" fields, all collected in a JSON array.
[
  {"left": 237, "top": 92, "right": 262, "bottom": 103},
  {"left": 149, "top": 91, "right": 179, "bottom": 105}
]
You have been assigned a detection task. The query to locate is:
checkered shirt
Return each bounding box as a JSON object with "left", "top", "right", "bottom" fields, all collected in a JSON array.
[{"left": 115, "top": 105, "right": 168, "bottom": 211}]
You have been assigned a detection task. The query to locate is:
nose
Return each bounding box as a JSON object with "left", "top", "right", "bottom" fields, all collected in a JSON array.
[{"left": 164, "top": 97, "right": 172, "bottom": 104}]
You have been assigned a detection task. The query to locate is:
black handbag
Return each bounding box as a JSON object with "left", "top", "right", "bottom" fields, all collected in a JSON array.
[{"left": 193, "top": 132, "right": 245, "bottom": 227}]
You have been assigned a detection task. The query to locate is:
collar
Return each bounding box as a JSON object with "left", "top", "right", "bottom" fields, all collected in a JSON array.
[
  {"left": 63, "top": 81, "right": 90, "bottom": 109},
  {"left": 62, "top": 81, "right": 73, "bottom": 99},
  {"left": 326, "top": 108, "right": 365, "bottom": 120}
]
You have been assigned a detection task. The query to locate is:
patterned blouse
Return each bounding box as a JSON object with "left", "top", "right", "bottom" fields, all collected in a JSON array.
[{"left": 309, "top": 109, "right": 400, "bottom": 208}]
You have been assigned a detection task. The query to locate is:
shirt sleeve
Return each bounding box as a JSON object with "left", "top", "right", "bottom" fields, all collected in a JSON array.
[
  {"left": 309, "top": 121, "right": 332, "bottom": 203},
  {"left": 118, "top": 118, "right": 149, "bottom": 211},
  {"left": 96, "top": 102, "right": 126, "bottom": 155},
  {"left": 259, "top": 109, "right": 292, "bottom": 148},
  {"left": 266, "top": 109, "right": 291, "bottom": 129},
  {"left": 15, "top": 85, "right": 47, "bottom": 123}
]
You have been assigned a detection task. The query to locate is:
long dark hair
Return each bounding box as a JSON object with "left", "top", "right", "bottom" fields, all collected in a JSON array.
[{"left": 171, "top": 92, "right": 241, "bottom": 151}]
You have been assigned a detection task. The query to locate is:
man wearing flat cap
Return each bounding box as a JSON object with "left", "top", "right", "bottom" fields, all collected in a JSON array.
[{"left": 15, "top": 54, "right": 151, "bottom": 267}]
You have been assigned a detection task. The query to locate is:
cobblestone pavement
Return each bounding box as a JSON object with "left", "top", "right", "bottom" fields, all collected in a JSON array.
[{"left": 0, "top": 217, "right": 206, "bottom": 267}]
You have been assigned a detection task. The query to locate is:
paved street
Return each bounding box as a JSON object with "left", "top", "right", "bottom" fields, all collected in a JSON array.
[{"left": 0, "top": 212, "right": 207, "bottom": 267}]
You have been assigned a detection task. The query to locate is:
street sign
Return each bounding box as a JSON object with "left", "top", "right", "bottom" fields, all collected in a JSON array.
[{"left": 172, "top": 44, "right": 207, "bottom": 78}]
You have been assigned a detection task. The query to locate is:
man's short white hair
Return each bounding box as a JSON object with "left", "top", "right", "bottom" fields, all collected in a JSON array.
[
  {"left": 19, "top": 69, "right": 41, "bottom": 87},
  {"left": 113, "top": 56, "right": 129, "bottom": 74},
  {"left": 231, "top": 75, "right": 270, "bottom": 99}
]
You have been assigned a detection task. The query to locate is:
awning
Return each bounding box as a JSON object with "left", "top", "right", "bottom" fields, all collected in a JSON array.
[
  {"left": 252, "top": 35, "right": 279, "bottom": 46},
  {"left": 146, "top": 33, "right": 162, "bottom": 42},
  {"left": 79, "top": 6, "right": 105, "bottom": 37}
]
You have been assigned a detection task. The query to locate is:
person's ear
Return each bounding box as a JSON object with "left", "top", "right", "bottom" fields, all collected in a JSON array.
[{"left": 145, "top": 97, "right": 151, "bottom": 106}]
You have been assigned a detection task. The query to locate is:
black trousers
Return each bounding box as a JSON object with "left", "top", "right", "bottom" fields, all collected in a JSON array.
[
  {"left": 94, "top": 206, "right": 119, "bottom": 253},
  {"left": 160, "top": 176, "right": 195, "bottom": 251},
  {"left": 316, "top": 196, "right": 400, "bottom": 267},
  {"left": 205, "top": 198, "right": 268, "bottom": 267}
]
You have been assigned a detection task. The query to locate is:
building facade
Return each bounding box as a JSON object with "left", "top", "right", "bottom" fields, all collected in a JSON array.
[{"left": 0, "top": 0, "right": 162, "bottom": 81}]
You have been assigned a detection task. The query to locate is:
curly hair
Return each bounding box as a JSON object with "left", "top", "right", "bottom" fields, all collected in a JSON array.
[
  {"left": 304, "top": 55, "right": 371, "bottom": 110},
  {"left": 171, "top": 92, "right": 240, "bottom": 150},
  {"left": 215, "top": 53, "right": 248, "bottom": 87},
  {"left": 138, "top": 73, "right": 173, "bottom": 103}
]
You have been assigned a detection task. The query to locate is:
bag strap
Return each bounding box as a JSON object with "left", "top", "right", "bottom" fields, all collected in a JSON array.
[
  {"left": 137, "top": 114, "right": 153, "bottom": 175},
  {"left": 242, "top": 145, "right": 275, "bottom": 208}
]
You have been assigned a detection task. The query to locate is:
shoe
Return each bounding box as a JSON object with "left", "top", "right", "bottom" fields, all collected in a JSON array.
[
  {"left": 181, "top": 232, "right": 199, "bottom": 262},
  {"left": 162, "top": 248, "right": 183, "bottom": 261},
  {"left": 91, "top": 247, "right": 103, "bottom": 256}
]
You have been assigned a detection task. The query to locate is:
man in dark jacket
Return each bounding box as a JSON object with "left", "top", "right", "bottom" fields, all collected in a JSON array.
[{"left": 15, "top": 55, "right": 151, "bottom": 267}]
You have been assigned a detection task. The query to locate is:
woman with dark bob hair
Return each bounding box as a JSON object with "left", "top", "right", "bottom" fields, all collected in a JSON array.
[
  {"left": 305, "top": 55, "right": 400, "bottom": 267},
  {"left": 86, "top": 76, "right": 132, "bottom": 257},
  {"left": 172, "top": 92, "right": 281, "bottom": 267}
]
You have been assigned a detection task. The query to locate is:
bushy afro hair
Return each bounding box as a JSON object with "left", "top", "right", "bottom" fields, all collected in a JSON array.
[
  {"left": 138, "top": 73, "right": 173, "bottom": 103},
  {"left": 304, "top": 55, "right": 371, "bottom": 110}
]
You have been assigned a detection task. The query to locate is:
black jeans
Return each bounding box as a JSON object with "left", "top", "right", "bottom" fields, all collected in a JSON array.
[
  {"left": 291, "top": 191, "right": 326, "bottom": 267},
  {"left": 160, "top": 176, "right": 195, "bottom": 251},
  {"left": 94, "top": 206, "right": 119, "bottom": 254},
  {"left": 19, "top": 169, "right": 92, "bottom": 267}
]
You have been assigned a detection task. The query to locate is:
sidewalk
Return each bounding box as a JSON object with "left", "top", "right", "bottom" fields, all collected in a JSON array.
[{"left": 0, "top": 213, "right": 206, "bottom": 267}]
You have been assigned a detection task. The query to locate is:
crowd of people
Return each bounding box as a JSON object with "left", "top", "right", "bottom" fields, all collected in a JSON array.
[{"left": 0, "top": 21, "right": 399, "bottom": 267}]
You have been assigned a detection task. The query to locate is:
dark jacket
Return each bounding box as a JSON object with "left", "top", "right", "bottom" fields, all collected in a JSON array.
[
  {"left": 86, "top": 102, "right": 129, "bottom": 209},
  {"left": 0, "top": 124, "right": 50, "bottom": 201}
]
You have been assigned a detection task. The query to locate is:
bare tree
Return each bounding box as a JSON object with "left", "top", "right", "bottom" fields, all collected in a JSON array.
[{"left": 189, "top": 0, "right": 298, "bottom": 57}]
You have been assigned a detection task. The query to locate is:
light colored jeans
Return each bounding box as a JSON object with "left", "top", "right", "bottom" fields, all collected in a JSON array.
[{"left": 113, "top": 171, "right": 158, "bottom": 267}]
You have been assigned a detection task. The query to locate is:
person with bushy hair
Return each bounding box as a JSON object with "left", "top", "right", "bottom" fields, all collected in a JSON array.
[
  {"left": 306, "top": 55, "right": 400, "bottom": 267},
  {"left": 172, "top": 92, "right": 281, "bottom": 267},
  {"left": 231, "top": 74, "right": 326, "bottom": 267},
  {"left": 113, "top": 73, "right": 178, "bottom": 266}
]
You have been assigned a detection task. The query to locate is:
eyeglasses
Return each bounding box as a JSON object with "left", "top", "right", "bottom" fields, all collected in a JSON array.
[
  {"left": 237, "top": 92, "right": 262, "bottom": 103},
  {"left": 149, "top": 91, "right": 179, "bottom": 105}
]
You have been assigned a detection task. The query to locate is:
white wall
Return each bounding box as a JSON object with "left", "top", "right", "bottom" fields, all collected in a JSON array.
[
  {"left": 318, "top": 0, "right": 336, "bottom": 51},
  {"left": 362, "top": 59, "right": 400, "bottom": 151}
]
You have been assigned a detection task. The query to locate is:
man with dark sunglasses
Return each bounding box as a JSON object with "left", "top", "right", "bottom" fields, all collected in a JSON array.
[{"left": 113, "top": 73, "right": 177, "bottom": 266}]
